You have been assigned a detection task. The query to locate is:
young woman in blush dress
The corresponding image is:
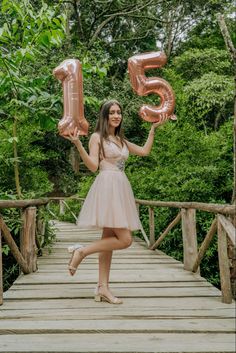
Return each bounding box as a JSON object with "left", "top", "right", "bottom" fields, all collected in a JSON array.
[{"left": 66, "top": 99, "right": 167, "bottom": 304}]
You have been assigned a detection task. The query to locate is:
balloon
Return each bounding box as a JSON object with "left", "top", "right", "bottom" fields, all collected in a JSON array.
[
  {"left": 128, "top": 52, "right": 176, "bottom": 123},
  {"left": 53, "top": 59, "right": 89, "bottom": 136}
]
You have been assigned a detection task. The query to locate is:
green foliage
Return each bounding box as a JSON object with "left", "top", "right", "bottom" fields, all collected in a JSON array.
[
  {"left": 173, "top": 48, "right": 233, "bottom": 80},
  {"left": 184, "top": 73, "right": 234, "bottom": 131}
]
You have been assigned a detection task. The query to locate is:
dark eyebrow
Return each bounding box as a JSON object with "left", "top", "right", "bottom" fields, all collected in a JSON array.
[{"left": 110, "top": 109, "right": 121, "bottom": 113}]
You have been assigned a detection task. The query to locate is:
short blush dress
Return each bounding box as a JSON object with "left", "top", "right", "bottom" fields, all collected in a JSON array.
[{"left": 76, "top": 135, "right": 141, "bottom": 231}]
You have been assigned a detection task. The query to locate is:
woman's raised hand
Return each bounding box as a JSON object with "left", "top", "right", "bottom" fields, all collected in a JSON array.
[
  {"left": 64, "top": 127, "right": 81, "bottom": 143},
  {"left": 152, "top": 113, "right": 170, "bottom": 129}
]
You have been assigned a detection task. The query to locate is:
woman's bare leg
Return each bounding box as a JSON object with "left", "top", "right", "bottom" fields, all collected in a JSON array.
[
  {"left": 97, "top": 228, "right": 132, "bottom": 303},
  {"left": 98, "top": 228, "right": 114, "bottom": 287},
  {"left": 69, "top": 228, "right": 132, "bottom": 272}
]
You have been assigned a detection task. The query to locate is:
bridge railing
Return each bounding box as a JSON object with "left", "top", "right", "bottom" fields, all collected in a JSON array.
[
  {"left": 0, "top": 198, "right": 235, "bottom": 305},
  {"left": 135, "top": 199, "right": 236, "bottom": 304}
]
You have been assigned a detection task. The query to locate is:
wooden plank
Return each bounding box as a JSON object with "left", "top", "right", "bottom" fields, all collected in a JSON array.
[
  {"left": 12, "top": 271, "right": 206, "bottom": 285},
  {"left": 1, "top": 297, "right": 234, "bottom": 310},
  {"left": 37, "top": 258, "right": 180, "bottom": 264},
  {"left": 3, "top": 286, "right": 221, "bottom": 300},
  {"left": 1, "top": 221, "right": 235, "bottom": 353},
  {"left": 1, "top": 308, "right": 234, "bottom": 320},
  {"left": 6, "top": 281, "right": 213, "bottom": 290},
  {"left": 0, "top": 318, "right": 234, "bottom": 334},
  {"left": 36, "top": 262, "right": 184, "bottom": 270},
  {"left": 0, "top": 333, "right": 235, "bottom": 352}
]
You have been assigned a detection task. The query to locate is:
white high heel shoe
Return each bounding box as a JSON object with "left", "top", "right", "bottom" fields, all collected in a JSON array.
[
  {"left": 67, "top": 244, "right": 84, "bottom": 276},
  {"left": 68, "top": 243, "right": 84, "bottom": 253}
]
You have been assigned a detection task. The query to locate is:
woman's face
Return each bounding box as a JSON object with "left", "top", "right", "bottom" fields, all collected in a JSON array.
[{"left": 108, "top": 104, "right": 122, "bottom": 129}]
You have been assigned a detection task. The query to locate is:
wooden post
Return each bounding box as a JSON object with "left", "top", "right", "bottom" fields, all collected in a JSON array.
[
  {"left": 59, "top": 200, "right": 65, "bottom": 215},
  {"left": 0, "top": 229, "right": 3, "bottom": 305},
  {"left": 218, "top": 214, "right": 236, "bottom": 299},
  {"left": 135, "top": 202, "right": 150, "bottom": 246},
  {"left": 136, "top": 202, "right": 140, "bottom": 217},
  {"left": 21, "top": 207, "right": 37, "bottom": 273},
  {"left": 148, "top": 206, "right": 155, "bottom": 246},
  {"left": 181, "top": 208, "right": 198, "bottom": 271},
  {"left": 0, "top": 216, "right": 29, "bottom": 274},
  {"left": 217, "top": 216, "right": 232, "bottom": 303}
]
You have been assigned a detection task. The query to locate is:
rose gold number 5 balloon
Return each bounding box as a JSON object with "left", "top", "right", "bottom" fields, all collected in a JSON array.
[
  {"left": 128, "top": 52, "right": 176, "bottom": 123},
  {"left": 53, "top": 59, "right": 89, "bottom": 136}
]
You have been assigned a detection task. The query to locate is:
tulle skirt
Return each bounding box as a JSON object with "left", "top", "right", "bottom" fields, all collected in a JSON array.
[{"left": 76, "top": 170, "right": 141, "bottom": 231}]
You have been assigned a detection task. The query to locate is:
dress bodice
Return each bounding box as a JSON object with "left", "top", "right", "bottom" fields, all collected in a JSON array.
[{"left": 99, "top": 139, "right": 129, "bottom": 172}]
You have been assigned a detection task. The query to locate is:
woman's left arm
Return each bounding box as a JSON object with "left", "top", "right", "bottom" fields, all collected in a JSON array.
[{"left": 126, "top": 114, "right": 168, "bottom": 157}]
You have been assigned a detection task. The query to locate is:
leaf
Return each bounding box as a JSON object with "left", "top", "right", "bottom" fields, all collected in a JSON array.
[
  {"left": 7, "top": 137, "right": 18, "bottom": 143},
  {"left": 2, "top": 245, "right": 10, "bottom": 256}
]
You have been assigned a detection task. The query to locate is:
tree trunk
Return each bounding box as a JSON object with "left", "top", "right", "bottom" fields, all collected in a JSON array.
[
  {"left": 13, "top": 118, "right": 22, "bottom": 198},
  {"left": 217, "top": 14, "right": 236, "bottom": 205}
]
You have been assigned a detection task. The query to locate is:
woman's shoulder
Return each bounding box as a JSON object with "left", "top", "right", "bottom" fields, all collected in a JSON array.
[{"left": 89, "top": 132, "right": 100, "bottom": 142}]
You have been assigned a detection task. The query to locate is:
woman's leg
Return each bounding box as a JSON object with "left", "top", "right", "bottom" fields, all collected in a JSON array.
[
  {"left": 96, "top": 228, "right": 132, "bottom": 304},
  {"left": 69, "top": 228, "right": 132, "bottom": 272},
  {"left": 98, "top": 228, "right": 114, "bottom": 287}
]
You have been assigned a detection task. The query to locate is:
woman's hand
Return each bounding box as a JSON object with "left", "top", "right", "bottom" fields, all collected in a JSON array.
[
  {"left": 64, "top": 127, "right": 81, "bottom": 145},
  {"left": 152, "top": 113, "right": 170, "bottom": 129}
]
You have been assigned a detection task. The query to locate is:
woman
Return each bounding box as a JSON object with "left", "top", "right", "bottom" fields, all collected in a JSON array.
[{"left": 67, "top": 99, "right": 168, "bottom": 304}]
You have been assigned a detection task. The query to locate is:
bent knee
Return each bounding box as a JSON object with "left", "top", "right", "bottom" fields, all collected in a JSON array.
[{"left": 123, "top": 236, "right": 133, "bottom": 248}]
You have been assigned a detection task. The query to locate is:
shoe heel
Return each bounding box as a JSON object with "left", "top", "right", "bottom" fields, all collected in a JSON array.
[
  {"left": 68, "top": 244, "right": 83, "bottom": 253},
  {"left": 94, "top": 294, "right": 102, "bottom": 302}
]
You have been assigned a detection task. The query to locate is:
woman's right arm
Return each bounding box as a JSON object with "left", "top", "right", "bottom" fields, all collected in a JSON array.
[{"left": 70, "top": 132, "right": 100, "bottom": 173}]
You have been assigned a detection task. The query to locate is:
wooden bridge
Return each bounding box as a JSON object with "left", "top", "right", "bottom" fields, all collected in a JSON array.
[{"left": 0, "top": 198, "right": 235, "bottom": 352}]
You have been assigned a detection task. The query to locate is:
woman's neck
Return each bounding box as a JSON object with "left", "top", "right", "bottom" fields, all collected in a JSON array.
[{"left": 108, "top": 128, "right": 116, "bottom": 136}]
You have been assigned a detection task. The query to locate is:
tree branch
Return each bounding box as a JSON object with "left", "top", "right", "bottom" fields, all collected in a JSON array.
[
  {"left": 110, "top": 30, "right": 152, "bottom": 43},
  {"left": 87, "top": 0, "right": 156, "bottom": 47},
  {"left": 72, "top": 0, "right": 84, "bottom": 40},
  {"left": 217, "top": 13, "right": 236, "bottom": 204},
  {"left": 217, "top": 14, "right": 236, "bottom": 62},
  {"left": 103, "top": 0, "right": 157, "bottom": 18}
]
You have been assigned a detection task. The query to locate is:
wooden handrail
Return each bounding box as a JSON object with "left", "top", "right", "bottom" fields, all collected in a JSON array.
[
  {"left": 135, "top": 199, "right": 236, "bottom": 215},
  {"left": 1, "top": 197, "right": 235, "bottom": 215},
  {"left": 0, "top": 198, "right": 49, "bottom": 209},
  {"left": 218, "top": 214, "right": 236, "bottom": 246}
]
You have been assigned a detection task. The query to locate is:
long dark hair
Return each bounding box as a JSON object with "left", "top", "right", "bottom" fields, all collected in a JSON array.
[{"left": 95, "top": 99, "right": 125, "bottom": 158}]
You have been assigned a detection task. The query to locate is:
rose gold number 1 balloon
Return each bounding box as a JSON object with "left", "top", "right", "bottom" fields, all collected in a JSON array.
[
  {"left": 53, "top": 59, "right": 89, "bottom": 136},
  {"left": 128, "top": 52, "right": 176, "bottom": 123}
]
